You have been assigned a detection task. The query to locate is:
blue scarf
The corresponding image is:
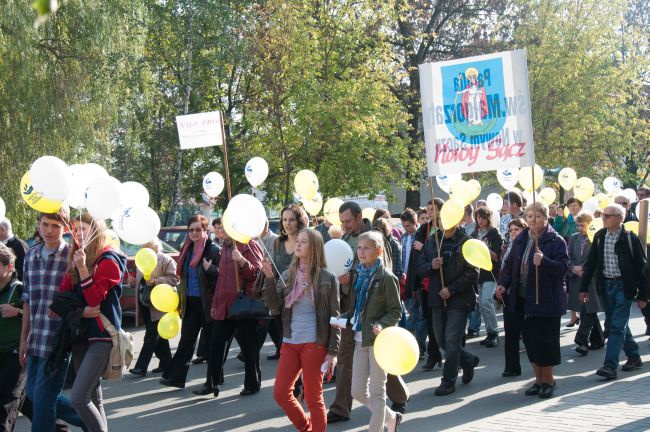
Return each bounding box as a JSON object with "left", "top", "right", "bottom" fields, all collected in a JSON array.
[{"left": 352, "top": 259, "right": 381, "bottom": 332}]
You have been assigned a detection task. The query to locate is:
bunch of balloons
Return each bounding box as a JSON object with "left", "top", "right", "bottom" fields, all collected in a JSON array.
[{"left": 151, "top": 284, "right": 181, "bottom": 339}]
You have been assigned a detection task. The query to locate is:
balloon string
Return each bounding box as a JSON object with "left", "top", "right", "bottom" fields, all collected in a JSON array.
[
  {"left": 257, "top": 239, "right": 287, "bottom": 287},
  {"left": 79, "top": 209, "right": 84, "bottom": 247}
]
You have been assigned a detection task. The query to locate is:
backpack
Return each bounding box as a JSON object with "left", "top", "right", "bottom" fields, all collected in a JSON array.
[{"left": 99, "top": 314, "right": 134, "bottom": 380}]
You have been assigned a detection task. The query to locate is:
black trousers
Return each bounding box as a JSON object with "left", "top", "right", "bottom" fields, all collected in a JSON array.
[
  {"left": 642, "top": 304, "right": 650, "bottom": 328},
  {"left": 575, "top": 311, "right": 605, "bottom": 348},
  {"left": 164, "top": 297, "right": 213, "bottom": 386},
  {"left": 211, "top": 318, "right": 260, "bottom": 391},
  {"left": 266, "top": 315, "right": 283, "bottom": 353},
  {"left": 196, "top": 330, "right": 208, "bottom": 359},
  {"left": 134, "top": 305, "right": 172, "bottom": 372},
  {"left": 503, "top": 296, "right": 525, "bottom": 374},
  {"left": 420, "top": 289, "right": 441, "bottom": 361}
]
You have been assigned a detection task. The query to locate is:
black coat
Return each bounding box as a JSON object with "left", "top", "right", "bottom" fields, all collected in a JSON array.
[
  {"left": 46, "top": 291, "right": 87, "bottom": 376},
  {"left": 7, "top": 236, "right": 27, "bottom": 281},
  {"left": 404, "top": 222, "right": 434, "bottom": 299},
  {"left": 471, "top": 227, "right": 503, "bottom": 283},
  {"left": 580, "top": 227, "right": 648, "bottom": 301}
]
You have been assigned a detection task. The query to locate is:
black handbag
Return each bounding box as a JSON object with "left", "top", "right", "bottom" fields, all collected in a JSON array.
[
  {"left": 138, "top": 279, "right": 151, "bottom": 308},
  {"left": 227, "top": 288, "right": 271, "bottom": 320}
]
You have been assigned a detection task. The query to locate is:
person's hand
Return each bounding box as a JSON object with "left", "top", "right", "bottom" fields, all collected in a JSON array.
[
  {"left": 231, "top": 249, "right": 245, "bottom": 265},
  {"left": 372, "top": 324, "right": 383, "bottom": 335},
  {"left": 211, "top": 307, "right": 218, "bottom": 320},
  {"left": 146, "top": 278, "right": 156, "bottom": 287},
  {"left": 0, "top": 304, "right": 20, "bottom": 318},
  {"left": 18, "top": 340, "right": 27, "bottom": 368},
  {"left": 495, "top": 285, "right": 506, "bottom": 300},
  {"left": 262, "top": 259, "right": 274, "bottom": 279},
  {"left": 638, "top": 300, "right": 647, "bottom": 310},
  {"left": 579, "top": 292, "right": 589, "bottom": 304},
  {"left": 431, "top": 257, "right": 443, "bottom": 270},
  {"left": 572, "top": 265, "right": 583, "bottom": 276},
  {"left": 202, "top": 257, "right": 212, "bottom": 271},
  {"left": 82, "top": 305, "right": 100, "bottom": 318},
  {"left": 73, "top": 249, "right": 87, "bottom": 271},
  {"left": 533, "top": 248, "right": 543, "bottom": 266},
  {"left": 413, "top": 241, "right": 424, "bottom": 251},
  {"left": 439, "top": 287, "right": 451, "bottom": 300},
  {"left": 338, "top": 272, "right": 351, "bottom": 286},
  {"left": 325, "top": 354, "right": 337, "bottom": 377}
]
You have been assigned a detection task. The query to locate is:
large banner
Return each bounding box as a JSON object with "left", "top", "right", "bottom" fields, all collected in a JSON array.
[
  {"left": 176, "top": 111, "right": 223, "bottom": 150},
  {"left": 419, "top": 49, "right": 534, "bottom": 176}
]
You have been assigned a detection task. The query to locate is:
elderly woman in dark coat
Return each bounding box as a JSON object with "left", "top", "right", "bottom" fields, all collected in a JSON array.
[
  {"left": 497, "top": 202, "right": 569, "bottom": 399},
  {"left": 569, "top": 211, "right": 604, "bottom": 355}
]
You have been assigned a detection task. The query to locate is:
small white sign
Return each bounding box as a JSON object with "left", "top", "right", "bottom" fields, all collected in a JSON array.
[{"left": 176, "top": 111, "right": 223, "bottom": 150}]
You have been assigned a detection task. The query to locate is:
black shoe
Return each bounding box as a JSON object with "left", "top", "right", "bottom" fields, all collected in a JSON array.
[
  {"left": 240, "top": 388, "right": 257, "bottom": 396},
  {"left": 326, "top": 412, "right": 349, "bottom": 423},
  {"left": 191, "top": 356, "right": 207, "bottom": 365},
  {"left": 267, "top": 352, "right": 281, "bottom": 360},
  {"left": 129, "top": 368, "right": 146, "bottom": 377},
  {"left": 539, "top": 381, "right": 556, "bottom": 399},
  {"left": 524, "top": 383, "right": 541, "bottom": 396},
  {"left": 237, "top": 352, "right": 245, "bottom": 362},
  {"left": 192, "top": 384, "right": 213, "bottom": 396},
  {"left": 462, "top": 356, "right": 479, "bottom": 384},
  {"left": 621, "top": 357, "right": 643, "bottom": 372},
  {"left": 293, "top": 385, "right": 304, "bottom": 403},
  {"left": 479, "top": 336, "right": 489, "bottom": 345},
  {"left": 596, "top": 366, "right": 617, "bottom": 380},
  {"left": 645, "top": 327, "right": 650, "bottom": 336},
  {"left": 421, "top": 355, "right": 441, "bottom": 371},
  {"left": 485, "top": 333, "right": 499, "bottom": 348},
  {"left": 390, "top": 400, "right": 408, "bottom": 414},
  {"left": 589, "top": 343, "right": 605, "bottom": 350},
  {"left": 152, "top": 366, "right": 165, "bottom": 373},
  {"left": 565, "top": 318, "right": 580, "bottom": 328},
  {"left": 392, "top": 412, "right": 403, "bottom": 432},
  {"left": 502, "top": 370, "right": 521, "bottom": 377},
  {"left": 159, "top": 378, "right": 185, "bottom": 389},
  {"left": 434, "top": 381, "right": 456, "bottom": 396},
  {"left": 213, "top": 386, "right": 220, "bottom": 398},
  {"left": 466, "top": 329, "right": 479, "bottom": 339},
  {"left": 575, "top": 344, "right": 589, "bottom": 356}
]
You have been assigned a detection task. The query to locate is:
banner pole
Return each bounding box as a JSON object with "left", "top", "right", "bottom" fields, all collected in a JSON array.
[
  {"left": 531, "top": 165, "right": 539, "bottom": 305},
  {"left": 428, "top": 177, "right": 446, "bottom": 306},
  {"left": 219, "top": 110, "right": 240, "bottom": 290}
]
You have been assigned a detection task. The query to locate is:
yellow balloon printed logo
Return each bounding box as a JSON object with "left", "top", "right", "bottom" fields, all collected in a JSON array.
[{"left": 20, "top": 172, "right": 62, "bottom": 213}]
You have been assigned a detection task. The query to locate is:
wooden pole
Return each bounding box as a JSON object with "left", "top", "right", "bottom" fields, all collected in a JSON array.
[
  {"left": 219, "top": 110, "right": 240, "bottom": 290},
  {"left": 638, "top": 199, "right": 648, "bottom": 258},
  {"left": 428, "top": 177, "right": 446, "bottom": 306},
  {"left": 530, "top": 166, "right": 540, "bottom": 305}
]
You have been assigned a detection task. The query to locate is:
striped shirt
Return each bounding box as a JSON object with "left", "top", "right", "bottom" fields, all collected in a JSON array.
[
  {"left": 21, "top": 241, "right": 70, "bottom": 358},
  {"left": 603, "top": 227, "right": 622, "bottom": 278}
]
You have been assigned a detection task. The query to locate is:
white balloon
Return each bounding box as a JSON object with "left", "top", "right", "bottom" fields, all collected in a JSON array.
[
  {"left": 486, "top": 193, "right": 503, "bottom": 213},
  {"left": 245, "top": 157, "right": 269, "bottom": 188},
  {"left": 0, "top": 197, "right": 5, "bottom": 219},
  {"left": 120, "top": 182, "right": 150, "bottom": 208},
  {"left": 85, "top": 176, "right": 122, "bottom": 220},
  {"left": 582, "top": 197, "right": 599, "bottom": 213},
  {"left": 323, "top": 198, "right": 343, "bottom": 226},
  {"left": 496, "top": 168, "right": 520, "bottom": 190},
  {"left": 436, "top": 174, "right": 462, "bottom": 194},
  {"left": 303, "top": 193, "right": 323, "bottom": 215},
  {"left": 113, "top": 206, "right": 160, "bottom": 245},
  {"left": 490, "top": 211, "right": 500, "bottom": 229},
  {"left": 68, "top": 163, "right": 109, "bottom": 210},
  {"left": 227, "top": 194, "right": 267, "bottom": 238},
  {"left": 30, "top": 156, "right": 72, "bottom": 201},
  {"left": 522, "top": 190, "right": 541, "bottom": 205},
  {"left": 324, "top": 239, "right": 354, "bottom": 277},
  {"left": 203, "top": 172, "right": 225, "bottom": 198},
  {"left": 603, "top": 177, "right": 622, "bottom": 194},
  {"left": 622, "top": 188, "right": 637, "bottom": 203}
]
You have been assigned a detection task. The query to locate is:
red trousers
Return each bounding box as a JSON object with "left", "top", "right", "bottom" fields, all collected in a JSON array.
[{"left": 274, "top": 342, "right": 327, "bottom": 432}]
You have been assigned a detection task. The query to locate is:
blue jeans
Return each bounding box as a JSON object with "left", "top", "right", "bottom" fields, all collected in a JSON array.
[
  {"left": 26, "top": 356, "right": 84, "bottom": 431},
  {"left": 405, "top": 296, "right": 427, "bottom": 351},
  {"left": 467, "top": 305, "right": 481, "bottom": 333},
  {"left": 603, "top": 280, "right": 640, "bottom": 370},
  {"left": 478, "top": 281, "right": 498, "bottom": 333},
  {"left": 431, "top": 308, "right": 476, "bottom": 385}
]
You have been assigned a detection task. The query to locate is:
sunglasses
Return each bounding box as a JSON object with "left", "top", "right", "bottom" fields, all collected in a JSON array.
[
  {"left": 188, "top": 228, "right": 204, "bottom": 233},
  {"left": 615, "top": 202, "right": 629, "bottom": 206}
]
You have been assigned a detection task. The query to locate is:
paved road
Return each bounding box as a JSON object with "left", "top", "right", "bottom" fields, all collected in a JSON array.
[{"left": 15, "top": 309, "right": 650, "bottom": 431}]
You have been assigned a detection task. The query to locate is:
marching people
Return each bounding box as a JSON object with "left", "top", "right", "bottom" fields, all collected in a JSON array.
[
  {"left": 339, "top": 231, "right": 403, "bottom": 432},
  {"left": 129, "top": 238, "right": 180, "bottom": 377},
  {"left": 497, "top": 202, "right": 569, "bottom": 398},
  {"left": 568, "top": 211, "right": 605, "bottom": 356},
  {"left": 579, "top": 204, "right": 648, "bottom": 380},
  {"left": 614, "top": 195, "right": 638, "bottom": 223},
  {"left": 58, "top": 212, "right": 127, "bottom": 432},
  {"left": 160, "top": 215, "right": 221, "bottom": 394},
  {"left": 262, "top": 228, "right": 340, "bottom": 432},
  {"left": 498, "top": 191, "right": 524, "bottom": 240}
]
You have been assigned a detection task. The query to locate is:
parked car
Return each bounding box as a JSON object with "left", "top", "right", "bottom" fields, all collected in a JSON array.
[{"left": 158, "top": 226, "right": 188, "bottom": 251}]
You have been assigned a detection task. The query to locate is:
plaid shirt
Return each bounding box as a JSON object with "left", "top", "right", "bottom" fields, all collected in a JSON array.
[
  {"left": 603, "top": 227, "right": 622, "bottom": 278},
  {"left": 21, "top": 241, "right": 70, "bottom": 358}
]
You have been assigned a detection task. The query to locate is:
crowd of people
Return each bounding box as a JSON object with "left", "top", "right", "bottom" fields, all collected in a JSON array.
[{"left": 0, "top": 185, "right": 648, "bottom": 432}]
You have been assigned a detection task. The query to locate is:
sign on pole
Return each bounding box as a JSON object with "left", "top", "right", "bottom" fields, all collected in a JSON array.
[
  {"left": 176, "top": 111, "right": 223, "bottom": 150},
  {"left": 419, "top": 49, "right": 534, "bottom": 176}
]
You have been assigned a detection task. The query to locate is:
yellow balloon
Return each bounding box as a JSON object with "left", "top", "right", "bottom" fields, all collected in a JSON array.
[
  {"left": 150, "top": 284, "right": 179, "bottom": 313},
  {"left": 574, "top": 177, "right": 595, "bottom": 202},
  {"left": 518, "top": 165, "right": 543, "bottom": 192},
  {"left": 462, "top": 238, "right": 493, "bottom": 271},
  {"left": 558, "top": 167, "right": 577, "bottom": 190},
  {"left": 595, "top": 193, "right": 610, "bottom": 210},
  {"left": 158, "top": 311, "right": 181, "bottom": 340},
  {"left": 362, "top": 208, "right": 375, "bottom": 221},
  {"left": 624, "top": 221, "right": 639, "bottom": 235},
  {"left": 323, "top": 198, "right": 343, "bottom": 226},
  {"left": 467, "top": 179, "right": 481, "bottom": 202},
  {"left": 539, "top": 187, "right": 556, "bottom": 206},
  {"left": 449, "top": 180, "right": 473, "bottom": 206},
  {"left": 135, "top": 248, "right": 157, "bottom": 281},
  {"left": 294, "top": 170, "right": 319, "bottom": 200},
  {"left": 440, "top": 198, "right": 464, "bottom": 230},
  {"left": 222, "top": 208, "right": 251, "bottom": 244},
  {"left": 587, "top": 218, "right": 603, "bottom": 242},
  {"left": 563, "top": 206, "right": 570, "bottom": 218},
  {"left": 20, "top": 172, "right": 62, "bottom": 213},
  {"left": 373, "top": 327, "right": 419, "bottom": 376}
]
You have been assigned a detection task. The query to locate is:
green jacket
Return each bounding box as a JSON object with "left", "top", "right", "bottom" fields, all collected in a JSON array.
[{"left": 342, "top": 264, "right": 402, "bottom": 347}]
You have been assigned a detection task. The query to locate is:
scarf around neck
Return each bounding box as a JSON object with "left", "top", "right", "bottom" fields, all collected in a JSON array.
[
  {"left": 352, "top": 259, "right": 381, "bottom": 332},
  {"left": 284, "top": 262, "right": 313, "bottom": 309},
  {"left": 177, "top": 233, "right": 207, "bottom": 278}
]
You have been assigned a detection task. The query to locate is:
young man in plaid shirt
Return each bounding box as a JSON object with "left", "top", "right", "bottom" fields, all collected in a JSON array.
[{"left": 19, "top": 209, "right": 84, "bottom": 431}]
